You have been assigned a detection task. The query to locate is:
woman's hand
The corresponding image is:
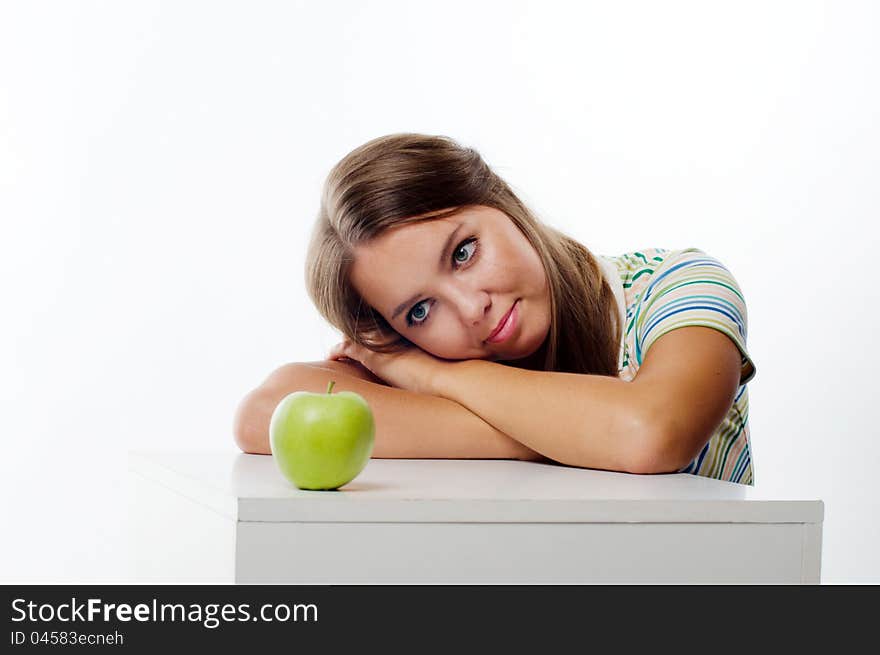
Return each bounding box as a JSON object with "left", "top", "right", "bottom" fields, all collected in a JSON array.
[{"left": 327, "top": 338, "right": 450, "bottom": 396}]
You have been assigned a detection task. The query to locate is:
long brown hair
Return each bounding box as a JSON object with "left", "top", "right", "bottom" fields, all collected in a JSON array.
[{"left": 304, "top": 133, "right": 621, "bottom": 377}]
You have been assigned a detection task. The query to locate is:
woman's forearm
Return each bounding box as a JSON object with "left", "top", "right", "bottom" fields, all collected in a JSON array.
[
  {"left": 235, "top": 361, "right": 548, "bottom": 461},
  {"left": 428, "top": 359, "right": 655, "bottom": 472}
]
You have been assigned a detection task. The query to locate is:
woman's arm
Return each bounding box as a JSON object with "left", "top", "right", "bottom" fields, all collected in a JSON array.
[
  {"left": 428, "top": 360, "right": 660, "bottom": 474},
  {"left": 233, "top": 360, "right": 550, "bottom": 462}
]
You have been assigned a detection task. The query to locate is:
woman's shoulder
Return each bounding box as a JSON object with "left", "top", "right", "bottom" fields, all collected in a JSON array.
[{"left": 603, "top": 247, "right": 682, "bottom": 289}]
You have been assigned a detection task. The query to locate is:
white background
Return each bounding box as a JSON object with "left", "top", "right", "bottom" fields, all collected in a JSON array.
[{"left": 2, "top": 0, "right": 877, "bottom": 583}]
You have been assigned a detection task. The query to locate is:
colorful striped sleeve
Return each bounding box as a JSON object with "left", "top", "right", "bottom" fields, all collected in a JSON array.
[{"left": 633, "top": 248, "right": 756, "bottom": 386}]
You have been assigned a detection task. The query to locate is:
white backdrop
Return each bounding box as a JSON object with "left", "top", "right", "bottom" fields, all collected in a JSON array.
[{"left": 2, "top": 0, "right": 877, "bottom": 583}]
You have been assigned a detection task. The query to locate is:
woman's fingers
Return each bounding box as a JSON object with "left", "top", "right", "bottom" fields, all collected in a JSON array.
[{"left": 326, "top": 340, "right": 350, "bottom": 361}]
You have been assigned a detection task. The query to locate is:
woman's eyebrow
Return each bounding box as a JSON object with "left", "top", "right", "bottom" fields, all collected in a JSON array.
[{"left": 390, "top": 222, "right": 465, "bottom": 321}]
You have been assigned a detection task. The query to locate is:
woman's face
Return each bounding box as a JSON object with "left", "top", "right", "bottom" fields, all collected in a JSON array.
[{"left": 349, "top": 205, "right": 551, "bottom": 363}]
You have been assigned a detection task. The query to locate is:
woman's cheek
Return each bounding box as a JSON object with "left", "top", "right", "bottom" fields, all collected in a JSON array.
[{"left": 433, "top": 335, "right": 473, "bottom": 360}]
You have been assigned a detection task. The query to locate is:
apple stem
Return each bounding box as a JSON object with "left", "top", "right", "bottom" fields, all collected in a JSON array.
[{"left": 326, "top": 380, "right": 336, "bottom": 395}]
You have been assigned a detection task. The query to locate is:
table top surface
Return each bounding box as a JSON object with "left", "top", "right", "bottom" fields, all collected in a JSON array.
[{"left": 128, "top": 449, "right": 824, "bottom": 524}]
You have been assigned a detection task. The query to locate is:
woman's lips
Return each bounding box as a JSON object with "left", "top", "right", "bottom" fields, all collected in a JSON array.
[{"left": 485, "top": 300, "right": 518, "bottom": 344}]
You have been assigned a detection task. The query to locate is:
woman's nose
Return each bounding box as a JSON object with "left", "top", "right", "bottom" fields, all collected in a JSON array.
[{"left": 457, "top": 293, "right": 491, "bottom": 326}]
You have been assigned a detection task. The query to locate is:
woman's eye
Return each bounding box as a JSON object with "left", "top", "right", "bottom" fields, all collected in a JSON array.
[
  {"left": 408, "top": 302, "right": 429, "bottom": 325},
  {"left": 405, "top": 237, "right": 479, "bottom": 328},
  {"left": 452, "top": 238, "right": 477, "bottom": 265}
]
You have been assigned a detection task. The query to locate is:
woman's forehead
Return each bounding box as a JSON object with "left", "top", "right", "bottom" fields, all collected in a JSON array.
[
  {"left": 352, "top": 221, "right": 477, "bottom": 323},
  {"left": 358, "top": 204, "right": 498, "bottom": 249},
  {"left": 369, "top": 215, "right": 455, "bottom": 246},
  {"left": 351, "top": 218, "right": 455, "bottom": 289},
  {"left": 349, "top": 206, "right": 502, "bottom": 302}
]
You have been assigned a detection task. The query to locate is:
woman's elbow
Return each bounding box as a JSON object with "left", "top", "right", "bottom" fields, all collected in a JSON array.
[
  {"left": 232, "top": 391, "right": 273, "bottom": 455},
  {"left": 622, "top": 424, "right": 682, "bottom": 475}
]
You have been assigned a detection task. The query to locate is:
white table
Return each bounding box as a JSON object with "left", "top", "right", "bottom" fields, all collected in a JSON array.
[{"left": 127, "top": 450, "right": 824, "bottom": 584}]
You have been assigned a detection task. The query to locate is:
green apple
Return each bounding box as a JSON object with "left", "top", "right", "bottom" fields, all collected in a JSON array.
[{"left": 269, "top": 380, "right": 375, "bottom": 490}]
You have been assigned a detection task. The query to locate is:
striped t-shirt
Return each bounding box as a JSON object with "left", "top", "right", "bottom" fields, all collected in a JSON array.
[{"left": 598, "top": 248, "right": 756, "bottom": 485}]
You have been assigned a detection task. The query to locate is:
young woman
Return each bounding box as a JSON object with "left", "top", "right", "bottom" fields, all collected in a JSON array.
[{"left": 234, "top": 133, "right": 757, "bottom": 485}]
